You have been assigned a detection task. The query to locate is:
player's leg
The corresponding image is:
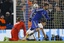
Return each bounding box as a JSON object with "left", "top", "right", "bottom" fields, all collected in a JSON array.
[
  {"left": 21, "top": 29, "right": 31, "bottom": 41},
  {"left": 38, "top": 23, "right": 47, "bottom": 39},
  {"left": 38, "top": 30, "right": 40, "bottom": 41},
  {"left": 28, "top": 20, "right": 39, "bottom": 36},
  {"left": 4, "top": 29, "right": 19, "bottom": 41},
  {"left": 24, "top": 20, "right": 38, "bottom": 39},
  {"left": 41, "top": 28, "right": 49, "bottom": 40},
  {"left": 41, "top": 28, "right": 46, "bottom": 38},
  {"left": 20, "top": 29, "right": 37, "bottom": 41},
  {"left": 21, "top": 27, "right": 42, "bottom": 41},
  {"left": 10, "top": 29, "right": 19, "bottom": 41},
  {"left": 21, "top": 20, "right": 38, "bottom": 41},
  {"left": 26, "top": 34, "right": 36, "bottom": 41},
  {"left": 19, "top": 29, "right": 29, "bottom": 41}
]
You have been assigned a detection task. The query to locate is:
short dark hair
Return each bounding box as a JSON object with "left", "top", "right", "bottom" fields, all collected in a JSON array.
[
  {"left": 40, "top": 18, "right": 47, "bottom": 23},
  {"left": 43, "top": 3, "right": 49, "bottom": 6},
  {"left": 16, "top": 17, "right": 21, "bottom": 21}
]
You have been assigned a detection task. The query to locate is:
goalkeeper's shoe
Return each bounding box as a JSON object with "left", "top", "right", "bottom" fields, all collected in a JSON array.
[{"left": 4, "top": 37, "right": 9, "bottom": 41}]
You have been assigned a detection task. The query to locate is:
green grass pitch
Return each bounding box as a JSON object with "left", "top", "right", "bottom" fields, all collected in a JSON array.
[{"left": 0, "top": 41, "right": 64, "bottom": 43}]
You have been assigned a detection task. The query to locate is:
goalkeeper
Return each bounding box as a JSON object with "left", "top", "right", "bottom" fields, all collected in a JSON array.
[{"left": 4, "top": 17, "right": 26, "bottom": 41}]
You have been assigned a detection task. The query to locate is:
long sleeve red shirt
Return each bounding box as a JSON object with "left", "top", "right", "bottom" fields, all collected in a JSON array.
[{"left": 12, "top": 21, "right": 26, "bottom": 36}]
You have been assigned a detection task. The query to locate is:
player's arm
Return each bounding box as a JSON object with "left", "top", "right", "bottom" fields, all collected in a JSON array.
[
  {"left": 45, "top": 13, "right": 51, "bottom": 20},
  {"left": 30, "top": 9, "right": 36, "bottom": 18},
  {"left": 44, "top": 12, "right": 54, "bottom": 22},
  {"left": 22, "top": 22, "right": 26, "bottom": 36}
]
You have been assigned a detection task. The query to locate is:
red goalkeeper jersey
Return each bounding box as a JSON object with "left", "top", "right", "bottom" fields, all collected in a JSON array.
[{"left": 9, "top": 21, "right": 26, "bottom": 41}]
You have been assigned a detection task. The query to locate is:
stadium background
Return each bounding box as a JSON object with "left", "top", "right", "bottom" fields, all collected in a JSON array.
[{"left": 0, "top": 0, "right": 64, "bottom": 41}]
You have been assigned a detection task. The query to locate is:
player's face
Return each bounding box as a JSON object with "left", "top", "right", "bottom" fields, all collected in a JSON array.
[
  {"left": 42, "top": 22, "right": 46, "bottom": 26},
  {"left": 45, "top": 5, "right": 49, "bottom": 10}
]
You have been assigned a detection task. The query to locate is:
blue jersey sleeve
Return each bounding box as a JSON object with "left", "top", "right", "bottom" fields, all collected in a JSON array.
[
  {"left": 42, "top": 11, "right": 50, "bottom": 20},
  {"left": 45, "top": 12, "right": 50, "bottom": 20},
  {"left": 30, "top": 9, "right": 36, "bottom": 18}
]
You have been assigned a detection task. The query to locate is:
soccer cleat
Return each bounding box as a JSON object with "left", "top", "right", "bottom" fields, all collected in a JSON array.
[
  {"left": 4, "top": 37, "right": 9, "bottom": 41},
  {"left": 21, "top": 38, "right": 27, "bottom": 41},
  {"left": 43, "top": 35, "right": 49, "bottom": 41},
  {"left": 38, "top": 39, "right": 40, "bottom": 41}
]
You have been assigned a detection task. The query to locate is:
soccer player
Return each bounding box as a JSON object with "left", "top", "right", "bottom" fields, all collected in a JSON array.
[
  {"left": 22, "top": 3, "right": 51, "bottom": 41},
  {"left": 4, "top": 17, "right": 26, "bottom": 41},
  {"left": 22, "top": 18, "right": 47, "bottom": 41}
]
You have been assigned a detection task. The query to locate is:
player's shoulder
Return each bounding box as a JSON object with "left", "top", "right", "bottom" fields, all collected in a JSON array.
[
  {"left": 36, "top": 8, "right": 44, "bottom": 12},
  {"left": 14, "top": 22, "right": 20, "bottom": 25},
  {"left": 20, "top": 21, "right": 24, "bottom": 23}
]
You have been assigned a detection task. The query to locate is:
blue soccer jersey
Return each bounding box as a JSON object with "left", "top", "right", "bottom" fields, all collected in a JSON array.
[
  {"left": 32, "top": 8, "right": 50, "bottom": 21},
  {"left": 30, "top": 8, "right": 50, "bottom": 30}
]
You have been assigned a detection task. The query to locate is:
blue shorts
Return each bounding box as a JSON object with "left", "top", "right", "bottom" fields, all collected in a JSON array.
[{"left": 31, "top": 20, "right": 39, "bottom": 30}]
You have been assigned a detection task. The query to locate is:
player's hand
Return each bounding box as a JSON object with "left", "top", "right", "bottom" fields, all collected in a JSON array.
[
  {"left": 51, "top": 18, "right": 54, "bottom": 20},
  {"left": 49, "top": 18, "right": 54, "bottom": 21}
]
